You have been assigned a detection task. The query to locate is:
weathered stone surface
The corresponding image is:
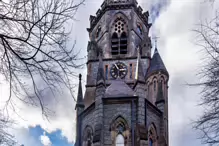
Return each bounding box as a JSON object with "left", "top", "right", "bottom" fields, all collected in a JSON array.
[{"left": 76, "top": 0, "right": 169, "bottom": 146}]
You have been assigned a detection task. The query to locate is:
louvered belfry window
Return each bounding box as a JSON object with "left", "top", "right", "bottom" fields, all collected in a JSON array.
[
  {"left": 111, "top": 17, "right": 128, "bottom": 55},
  {"left": 112, "top": 33, "right": 119, "bottom": 55}
]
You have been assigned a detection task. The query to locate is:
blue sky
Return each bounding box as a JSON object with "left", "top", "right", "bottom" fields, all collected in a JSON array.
[{"left": 22, "top": 125, "right": 74, "bottom": 146}]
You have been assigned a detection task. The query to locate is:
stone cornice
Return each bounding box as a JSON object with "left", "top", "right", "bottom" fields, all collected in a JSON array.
[
  {"left": 87, "top": 2, "right": 151, "bottom": 33},
  {"left": 145, "top": 98, "right": 162, "bottom": 116},
  {"left": 87, "top": 56, "right": 150, "bottom": 64},
  {"left": 78, "top": 102, "right": 95, "bottom": 117}
]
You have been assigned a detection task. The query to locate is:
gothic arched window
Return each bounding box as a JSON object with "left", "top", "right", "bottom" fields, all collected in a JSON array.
[
  {"left": 83, "top": 126, "right": 93, "bottom": 146},
  {"left": 110, "top": 116, "right": 129, "bottom": 146},
  {"left": 116, "top": 134, "right": 125, "bottom": 146},
  {"left": 112, "top": 32, "right": 119, "bottom": 55},
  {"left": 137, "top": 23, "right": 143, "bottom": 35},
  {"left": 111, "top": 17, "right": 128, "bottom": 56},
  {"left": 160, "top": 76, "right": 165, "bottom": 97},
  {"left": 96, "top": 26, "right": 101, "bottom": 38},
  {"left": 149, "top": 139, "right": 153, "bottom": 146},
  {"left": 120, "top": 32, "right": 127, "bottom": 54},
  {"left": 153, "top": 80, "right": 157, "bottom": 92},
  {"left": 148, "top": 123, "right": 157, "bottom": 146}
]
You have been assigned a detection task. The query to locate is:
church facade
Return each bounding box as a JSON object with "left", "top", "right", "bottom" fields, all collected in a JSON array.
[{"left": 75, "top": 0, "right": 169, "bottom": 146}]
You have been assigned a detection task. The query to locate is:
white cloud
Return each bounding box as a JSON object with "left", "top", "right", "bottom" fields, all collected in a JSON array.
[
  {"left": 11, "top": 127, "right": 41, "bottom": 146},
  {"left": 0, "top": 0, "right": 219, "bottom": 145},
  {"left": 40, "top": 132, "right": 52, "bottom": 146},
  {"left": 148, "top": 0, "right": 218, "bottom": 145}
]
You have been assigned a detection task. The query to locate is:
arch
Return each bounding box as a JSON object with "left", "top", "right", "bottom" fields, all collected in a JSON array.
[
  {"left": 151, "top": 77, "right": 158, "bottom": 104},
  {"left": 110, "top": 116, "right": 130, "bottom": 146},
  {"left": 110, "top": 12, "right": 129, "bottom": 56},
  {"left": 146, "top": 81, "right": 151, "bottom": 99},
  {"left": 148, "top": 123, "right": 158, "bottom": 146},
  {"left": 110, "top": 12, "right": 130, "bottom": 29},
  {"left": 160, "top": 76, "right": 165, "bottom": 92},
  {"left": 116, "top": 134, "right": 125, "bottom": 146},
  {"left": 137, "top": 23, "right": 143, "bottom": 35},
  {"left": 153, "top": 80, "right": 157, "bottom": 92},
  {"left": 83, "top": 125, "right": 93, "bottom": 146},
  {"left": 96, "top": 26, "right": 101, "bottom": 38},
  {"left": 110, "top": 115, "right": 129, "bottom": 132},
  {"left": 111, "top": 16, "right": 128, "bottom": 37},
  {"left": 149, "top": 138, "right": 153, "bottom": 146},
  {"left": 120, "top": 32, "right": 127, "bottom": 54},
  {"left": 160, "top": 76, "right": 165, "bottom": 84},
  {"left": 111, "top": 32, "right": 119, "bottom": 55}
]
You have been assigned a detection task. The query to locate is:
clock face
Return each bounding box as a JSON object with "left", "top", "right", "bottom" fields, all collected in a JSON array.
[{"left": 110, "top": 62, "right": 128, "bottom": 79}]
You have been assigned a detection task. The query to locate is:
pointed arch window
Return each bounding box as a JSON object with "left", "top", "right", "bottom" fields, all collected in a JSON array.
[
  {"left": 111, "top": 17, "right": 128, "bottom": 56},
  {"left": 83, "top": 126, "right": 93, "bottom": 146},
  {"left": 160, "top": 76, "right": 165, "bottom": 97},
  {"left": 148, "top": 124, "right": 157, "bottom": 146},
  {"left": 120, "top": 32, "right": 127, "bottom": 54},
  {"left": 154, "top": 80, "right": 157, "bottom": 91},
  {"left": 149, "top": 139, "right": 153, "bottom": 146},
  {"left": 116, "top": 134, "right": 125, "bottom": 146},
  {"left": 137, "top": 23, "right": 143, "bottom": 35},
  {"left": 110, "top": 116, "right": 129, "bottom": 146},
  {"left": 96, "top": 26, "right": 101, "bottom": 38},
  {"left": 112, "top": 33, "right": 119, "bottom": 55}
]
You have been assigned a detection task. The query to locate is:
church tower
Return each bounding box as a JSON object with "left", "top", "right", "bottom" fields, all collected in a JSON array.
[{"left": 75, "top": 0, "right": 169, "bottom": 145}]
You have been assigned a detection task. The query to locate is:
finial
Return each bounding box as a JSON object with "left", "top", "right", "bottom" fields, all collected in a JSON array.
[
  {"left": 79, "top": 74, "right": 82, "bottom": 81},
  {"left": 152, "top": 36, "right": 160, "bottom": 49},
  {"left": 75, "top": 73, "right": 84, "bottom": 110},
  {"left": 96, "top": 50, "right": 105, "bottom": 86},
  {"left": 152, "top": 36, "right": 160, "bottom": 54}
]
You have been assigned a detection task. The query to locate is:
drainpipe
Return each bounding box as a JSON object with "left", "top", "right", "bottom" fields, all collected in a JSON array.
[{"left": 131, "top": 100, "right": 135, "bottom": 146}]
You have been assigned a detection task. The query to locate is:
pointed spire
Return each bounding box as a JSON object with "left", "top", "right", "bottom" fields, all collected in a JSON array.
[
  {"left": 154, "top": 47, "right": 158, "bottom": 54},
  {"left": 96, "top": 52, "right": 105, "bottom": 86},
  {"left": 75, "top": 74, "right": 84, "bottom": 109},
  {"left": 146, "top": 45, "right": 168, "bottom": 79},
  {"left": 155, "top": 80, "right": 165, "bottom": 105},
  {"left": 135, "top": 46, "right": 145, "bottom": 82}
]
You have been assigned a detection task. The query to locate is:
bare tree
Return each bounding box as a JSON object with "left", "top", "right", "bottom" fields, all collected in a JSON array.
[
  {"left": 0, "top": 0, "right": 85, "bottom": 143},
  {"left": 0, "top": 113, "right": 16, "bottom": 146},
  {"left": 0, "top": 0, "right": 85, "bottom": 116},
  {"left": 193, "top": 2, "right": 219, "bottom": 145}
]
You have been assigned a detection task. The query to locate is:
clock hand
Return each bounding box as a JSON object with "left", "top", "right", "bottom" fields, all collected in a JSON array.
[
  {"left": 115, "top": 63, "right": 119, "bottom": 70},
  {"left": 119, "top": 69, "right": 126, "bottom": 71}
]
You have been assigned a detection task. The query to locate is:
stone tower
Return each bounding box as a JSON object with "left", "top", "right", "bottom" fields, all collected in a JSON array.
[{"left": 75, "top": 0, "right": 169, "bottom": 146}]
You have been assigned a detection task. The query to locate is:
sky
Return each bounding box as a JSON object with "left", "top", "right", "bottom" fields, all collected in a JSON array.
[{"left": 0, "top": 0, "right": 219, "bottom": 145}]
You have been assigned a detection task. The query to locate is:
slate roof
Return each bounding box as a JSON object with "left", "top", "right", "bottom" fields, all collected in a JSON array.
[
  {"left": 104, "top": 79, "right": 135, "bottom": 98},
  {"left": 146, "top": 48, "right": 168, "bottom": 78},
  {"left": 84, "top": 87, "right": 96, "bottom": 109}
]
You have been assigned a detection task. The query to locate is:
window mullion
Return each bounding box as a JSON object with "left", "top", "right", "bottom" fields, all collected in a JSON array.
[{"left": 118, "top": 37, "right": 120, "bottom": 55}]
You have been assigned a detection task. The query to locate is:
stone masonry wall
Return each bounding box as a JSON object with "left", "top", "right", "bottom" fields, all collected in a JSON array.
[
  {"left": 103, "top": 103, "right": 132, "bottom": 146},
  {"left": 147, "top": 104, "right": 161, "bottom": 136},
  {"left": 81, "top": 107, "right": 95, "bottom": 139}
]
